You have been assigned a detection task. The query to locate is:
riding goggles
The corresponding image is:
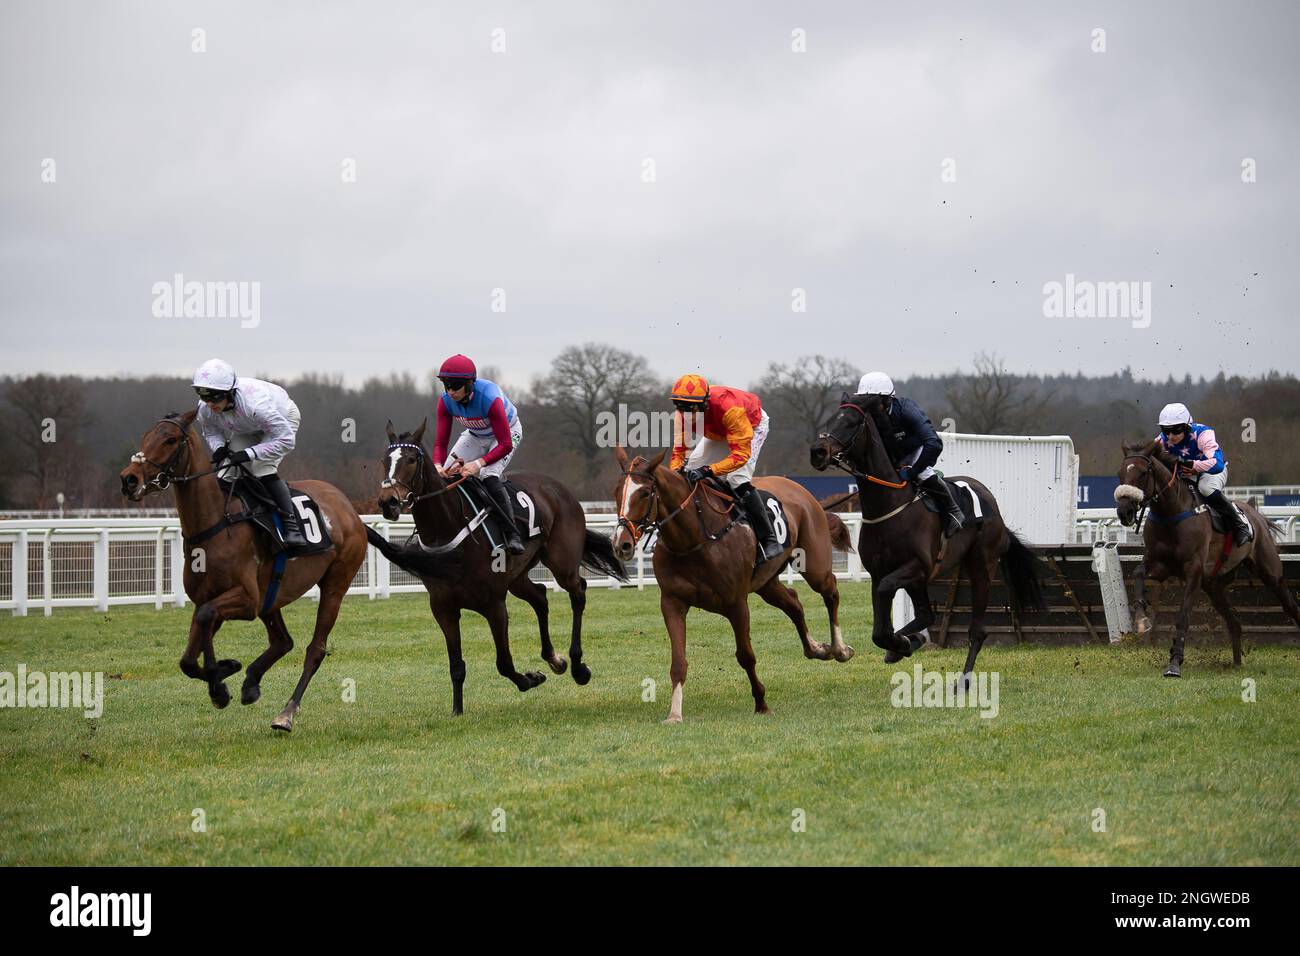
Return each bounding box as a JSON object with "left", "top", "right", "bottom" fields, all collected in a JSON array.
[
  {"left": 440, "top": 378, "right": 472, "bottom": 392},
  {"left": 194, "top": 387, "right": 231, "bottom": 402}
]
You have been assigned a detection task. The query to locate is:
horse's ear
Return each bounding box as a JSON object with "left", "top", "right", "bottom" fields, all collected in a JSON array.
[
  {"left": 181, "top": 408, "right": 199, "bottom": 426},
  {"left": 385, "top": 419, "right": 397, "bottom": 443},
  {"left": 614, "top": 445, "right": 629, "bottom": 470},
  {"left": 841, "top": 391, "right": 852, "bottom": 405},
  {"left": 412, "top": 418, "right": 427, "bottom": 443},
  {"left": 648, "top": 449, "right": 668, "bottom": 470}
]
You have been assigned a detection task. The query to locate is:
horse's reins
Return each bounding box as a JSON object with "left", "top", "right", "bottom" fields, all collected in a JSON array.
[
  {"left": 816, "top": 403, "right": 919, "bottom": 524},
  {"left": 382, "top": 441, "right": 511, "bottom": 554},
  {"left": 1121, "top": 453, "right": 1181, "bottom": 534},
  {"left": 617, "top": 467, "right": 740, "bottom": 556}
]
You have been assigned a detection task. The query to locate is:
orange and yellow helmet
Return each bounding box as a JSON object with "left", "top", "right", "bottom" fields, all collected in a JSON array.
[{"left": 670, "top": 374, "right": 710, "bottom": 406}]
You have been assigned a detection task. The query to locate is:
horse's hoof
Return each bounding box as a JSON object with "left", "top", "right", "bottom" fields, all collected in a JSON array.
[
  {"left": 883, "top": 649, "right": 903, "bottom": 664},
  {"left": 805, "top": 641, "right": 833, "bottom": 661},
  {"left": 833, "top": 644, "right": 855, "bottom": 663},
  {"left": 240, "top": 682, "right": 261, "bottom": 706},
  {"left": 571, "top": 662, "right": 592, "bottom": 685},
  {"left": 522, "top": 672, "right": 546, "bottom": 689},
  {"left": 546, "top": 654, "right": 568, "bottom": 675},
  {"left": 270, "top": 715, "right": 293, "bottom": 732},
  {"left": 755, "top": 704, "right": 773, "bottom": 715},
  {"left": 218, "top": 658, "right": 243, "bottom": 678},
  {"left": 1163, "top": 663, "right": 1182, "bottom": 678},
  {"left": 209, "top": 683, "right": 231, "bottom": 709},
  {"left": 662, "top": 714, "right": 682, "bottom": 725},
  {"left": 1135, "top": 616, "right": 1151, "bottom": 635},
  {"left": 908, "top": 634, "right": 926, "bottom": 654}
]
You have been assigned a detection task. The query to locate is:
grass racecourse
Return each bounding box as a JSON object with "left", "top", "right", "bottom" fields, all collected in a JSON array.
[{"left": 1, "top": 583, "right": 1297, "bottom": 866}]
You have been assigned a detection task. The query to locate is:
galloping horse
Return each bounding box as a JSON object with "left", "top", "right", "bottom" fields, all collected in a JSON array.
[
  {"left": 119, "top": 410, "right": 368, "bottom": 731},
  {"left": 363, "top": 420, "right": 628, "bottom": 714},
  {"left": 1115, "top": 439, "right": 1299, "bottom": 676},
  {"left": 611, "top": 447, "right": 854, "bottom": 724},
  {"left": 810, "top": 394, "right": 1044, "bottom": 679}
]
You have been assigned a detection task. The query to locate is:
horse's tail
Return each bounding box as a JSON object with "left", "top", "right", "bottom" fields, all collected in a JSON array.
[
  {"left": 365, "top": 525, "right": 447, "bottom": 579},
  {"left": 825, "top": 512, "right": 853, "bottom": 552},
  {"left": 582, "top": 529, "right": 630, "bottom": 582},
  {"left": 1001, "top": 530, "right": 1046, "bottom": 613},
  {"left": 1244, "top": 497, "right": 1283, "bottom": 540}
]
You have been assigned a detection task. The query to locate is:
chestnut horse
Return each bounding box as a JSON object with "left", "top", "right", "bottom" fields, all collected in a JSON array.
[
  {"left": 363, "top": 420, "right": 628, "bottom": 714},
  {"left": 611, "top": 447, "right": 854, "bottom": 724},
  {"left": 119, "top": 410, "right": 368, "bottom": 731},
  {"left": 810, "top": 394, "right": 1044, "bottom": 680},
  {"left": 1114, "top": 439, "right": 1298, "bottom": 676}
]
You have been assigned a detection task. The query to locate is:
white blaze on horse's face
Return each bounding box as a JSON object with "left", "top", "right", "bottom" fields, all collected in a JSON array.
[{"left": 386, "top": 448, "right": 402, "bottom": 482}]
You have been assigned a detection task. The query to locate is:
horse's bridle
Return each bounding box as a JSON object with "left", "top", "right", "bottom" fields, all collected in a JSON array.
[
  {"left": 616, "top": 467, "right": 737, "bottom": 555},
  {"left": 1119, "top": 453, "right": 1181, "bottom": 531},
  {"left": 817, "top": 403, "right": 909, "bottom": 491},
  {"left": 381, "top": 441, "right": 469, "bottom": 511},
  {"left": 130, "top": 418, "right": 208, "bottom": 491}
]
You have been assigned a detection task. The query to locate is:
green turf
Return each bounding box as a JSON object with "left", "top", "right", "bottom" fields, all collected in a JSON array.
[{"left": 1, "top": 583, "right": 1296, "bottom": 866}]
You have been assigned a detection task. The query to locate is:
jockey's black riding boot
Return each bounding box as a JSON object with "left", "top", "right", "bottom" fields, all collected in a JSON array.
[
  {"left": 919, "top": 473, "right": 964, "bottom": 538},
  {"left": 483, "top": 476, "right": 525, "bottom": 554},
  {"left": 737, "top": 482, "right": 784, "bottom": 562},
  {"left": 259, "top": 474, "right": 308, "bottom": 548},
  {"left": 1204, "top": 489, "right": 1253, "bottom": 546}
]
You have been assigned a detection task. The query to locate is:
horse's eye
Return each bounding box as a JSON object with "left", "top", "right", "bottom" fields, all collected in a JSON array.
[{"left": 164, "top": 437, "right": 177, "bottom": 445}]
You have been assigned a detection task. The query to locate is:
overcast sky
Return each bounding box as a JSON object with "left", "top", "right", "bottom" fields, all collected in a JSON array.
[{"left": 2, "top": 0, "right": 1296, "bottom": 391}]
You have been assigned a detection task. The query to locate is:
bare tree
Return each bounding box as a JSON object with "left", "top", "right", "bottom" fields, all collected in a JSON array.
[
  {"left": 2, "top": 375, "right": 90, "bottom": 508},
  {"left": 530, "top": 343, "right": 663, "bottom": 463},
  {"left": 754, "top": 355, "right": 863, "bottom": 439},
  {"left": 945, "top": 353, "right": 1046, "bottom": 435}
]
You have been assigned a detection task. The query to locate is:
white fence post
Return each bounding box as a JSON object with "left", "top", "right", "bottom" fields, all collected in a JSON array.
[
  {"left": 94, "top": 529, "right": 109, "bottom": 612},
  {"left": 172, "top": 528, "right": 187, "bottom": 608},
  {"left": 12, "top": 530, "right": 28, "bottom": 617},
  {"left": 378, "top": 522, "right": 391, "bottom": 599},
  {"left": 154, "top": 527, "right": 166, "bottom": 610},
  {"left": 42, "top": 529, "right": 53, "bottom": 617}
]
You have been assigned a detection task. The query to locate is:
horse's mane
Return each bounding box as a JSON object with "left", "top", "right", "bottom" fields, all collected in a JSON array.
[{"left": 1122, "top": 438, "right": 1178, "bottom": 473}]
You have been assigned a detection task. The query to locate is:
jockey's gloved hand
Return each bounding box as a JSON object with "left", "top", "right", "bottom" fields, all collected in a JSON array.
[
  {"left": 210, "top": 444, "right": 230, "bottom": 464},
  {"left": 898, "top": 465, "right": 912, "bottom": 482},
  {"left": 225, "top": 449, "right": 252, "bottom": 465},
  {"left": 684, "top": 466, "right": 713, "bottom": 484}
]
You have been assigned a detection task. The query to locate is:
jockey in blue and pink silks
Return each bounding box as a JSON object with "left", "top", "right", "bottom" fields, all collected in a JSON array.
[
  {"left": 1152, "top": 402, "right": 1253, "bottom": 546},
  {"left": 431, "top": 354, "right": 525, "bottom": 554}
]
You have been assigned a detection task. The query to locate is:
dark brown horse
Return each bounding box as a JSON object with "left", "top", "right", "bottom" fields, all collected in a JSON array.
[
  {"left": 610, "top": 446, "right": 854, "bottom": 724},
  {"left": 1114, "top": 439, "right": 1298, "bottom": 676},
  {"left": 118, "top": 410, "right": 368, "bottom": 731},
  {"left": 363, "top": 420, "right": 628, "bottom": 714},
  {"left": 810, "top": 394, "right": 1044, "bottom": 680}
]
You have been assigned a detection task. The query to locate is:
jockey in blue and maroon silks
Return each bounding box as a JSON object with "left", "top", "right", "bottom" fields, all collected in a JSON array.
[
  {"left": 432, "top": 353, "right": 525, "bottom": 554},
  {"left": 1151, "top": 402, "right": 1252, "bottom": 546}
]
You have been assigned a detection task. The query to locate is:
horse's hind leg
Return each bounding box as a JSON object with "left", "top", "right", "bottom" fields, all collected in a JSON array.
[
  {"left": 544, "top": 537, "right": 593, "bottom": 685},
  {"left": 272, "top": 579, "right": 346, "bottom": 732},
  {"left": 509, "top": 573, "right": 567, "bottom": 675},
  {"left": 486, "top": 600, "right": 547, "bottom": 692},
  {"left": 958, "top": 548, "right": 992, "bottom": 687},
  {"left": 1202, "top": 577, "right": 1244, "bottom": 667},
  {"left": 1252, "top": 547, "right": 1300, "bottom": 635},
  {"left": 431, "top": 601, "right": 467, "bottom": 716},
  {"left": 801, "top": 555, "right": 853, "bottom": 662},
  {"left": 756, "top": 576, "right": 831, "bottom": 661},
  {"left": 242, "top": 610, "right": 294, "bottom": 705},
  {"left": 727, "top": 601, "right": 769, "bottom": 715}
]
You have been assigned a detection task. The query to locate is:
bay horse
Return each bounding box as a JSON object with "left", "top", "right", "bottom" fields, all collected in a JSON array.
[
  {"left": 363, "top": 420, "right": 628, "bottom": 715},
  {"left": 118, "top": 410, "right": 368, "bottom": 731},
  {"left": 1114, "top": 439, "right": 1298, "bottom": 676},
  {"left": 610, "top": 446, "right": 855, "bottom": 724},
  {"left": 810, "top": 394, "right": 1044, "bottom": 679}
]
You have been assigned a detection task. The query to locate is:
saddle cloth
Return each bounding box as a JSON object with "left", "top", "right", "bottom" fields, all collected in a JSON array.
[
  {"left": 222, "top": 479, "right": 334, "bottom": 557},
  {"left": 918, "top": 476, "right": 986, "bottom": 530}
]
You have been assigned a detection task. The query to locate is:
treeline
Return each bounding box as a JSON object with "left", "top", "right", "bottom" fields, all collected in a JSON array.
[{"left": 2, "top": 348, "right": 1297, "bottom": 510}]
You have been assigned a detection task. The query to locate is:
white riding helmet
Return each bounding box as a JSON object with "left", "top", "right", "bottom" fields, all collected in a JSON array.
[
  {"left": 857, "top": 371, "right": 895, "bottom": 396},
  {"left": 192, "top": 358, "right": 237, "bottom": 392},
  {"left": 1158, "top": 402, "right": 1193, "bottom": 427}
]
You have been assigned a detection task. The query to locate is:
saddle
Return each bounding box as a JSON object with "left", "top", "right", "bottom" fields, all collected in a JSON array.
[
  {"left": 916, "top": 475, "right": 985, "bottom": 530},
  {"left": 1178, "top": 479, "right": 1249, "bottom": 536},
  {"left": 216, "top": 478, "right": 335, "bottom": 557},
  {"left": 460, "top": 478, "right": 541, "bottom": 549},
  {"left": 699, "top": 477, "right": 792, "bottom": 561}
]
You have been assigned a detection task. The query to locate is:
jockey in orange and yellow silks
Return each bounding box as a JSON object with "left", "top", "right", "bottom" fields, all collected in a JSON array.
[{"left": 668, "top": 374, "right": 782, "bottom": 561}]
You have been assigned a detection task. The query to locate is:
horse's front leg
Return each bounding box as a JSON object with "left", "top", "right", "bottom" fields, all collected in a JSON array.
[
  {"left": 1132, "top": 560, "right": 1155, "bottom": 634},
  {"left": 182, "top": 586, "right": 256, "bottom": 708},
  {"left": 1165, "top": 564, "right": 1202, "bottom": 678}
]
